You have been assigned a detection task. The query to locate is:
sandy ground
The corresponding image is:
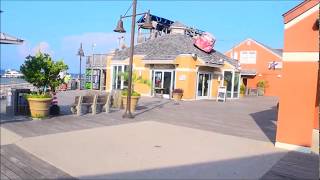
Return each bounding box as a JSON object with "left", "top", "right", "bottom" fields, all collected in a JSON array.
[{"left": 16, "top": 121, "right": 287, "bottom": 179}]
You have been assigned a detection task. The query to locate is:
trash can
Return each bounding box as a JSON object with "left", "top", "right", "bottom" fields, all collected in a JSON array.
[{"left": 12, "top": 89, "right": 31, "bottom": 116}]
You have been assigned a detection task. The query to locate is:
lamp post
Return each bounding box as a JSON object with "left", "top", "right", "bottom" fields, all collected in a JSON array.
[
  {"left": 77, "top": 43, "right": 84, "bottom": 90},
  {"left": 114, "top": 0, "right": 153, "bottom": 118}
]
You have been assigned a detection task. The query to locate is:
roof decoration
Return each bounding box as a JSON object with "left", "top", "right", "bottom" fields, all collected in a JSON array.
[
  {"left": 193, "top": 32, "right": 216, "bottom": 53},
  {"left": 137, "top": 14, "right": 174, "bottom": 31}
]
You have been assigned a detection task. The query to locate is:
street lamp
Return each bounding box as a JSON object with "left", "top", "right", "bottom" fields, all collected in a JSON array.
[
  {"left": 77, "top": 43, "right": 85, "bottom": 90},
  {"left": 113, "top": 0, "right": 153, "bottom": 118}
]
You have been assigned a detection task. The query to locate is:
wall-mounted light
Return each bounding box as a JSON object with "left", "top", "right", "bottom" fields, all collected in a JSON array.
[
  {"left": 191, "top": 53, "right": 197, "bottom": 60},
  {"left": 258, "top": 74, "right": 262, "bottom": 77}
]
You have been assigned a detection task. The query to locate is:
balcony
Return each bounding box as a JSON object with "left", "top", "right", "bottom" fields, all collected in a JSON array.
[{"left": 86, "top": 54, "right": 108, "bottom": 69}]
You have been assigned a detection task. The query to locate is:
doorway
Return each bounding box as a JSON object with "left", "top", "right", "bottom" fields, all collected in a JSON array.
[
  {"left": 197, "top": 72, "right": 212, "bottom": 99},
  {"left": 152, "top": 70, "right": 174, "bottom": 99}
]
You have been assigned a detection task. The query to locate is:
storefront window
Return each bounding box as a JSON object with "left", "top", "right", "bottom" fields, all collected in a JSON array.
[
  {"left": 112, "top": 65, "right": 129, "bottom": 90},
  {"left": 224, "top": 71, "right": 233, "bottom": 98},
  {"left": 233, "top": 72, "right": 240, "bottom": 98},
  {"left": 223, "top": 70, "right": 240, "bottom": 99}
]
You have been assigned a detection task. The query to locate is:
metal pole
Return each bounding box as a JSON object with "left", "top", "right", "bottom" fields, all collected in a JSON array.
[
  {"left": 91, "top": 54, "right": 94, "bottom": 90},
  {"left": 79, "top": 55, "right": 82, "bottom": 90},
  {"left": 123, "top": 0, "right": 136, "bottom": 118}
]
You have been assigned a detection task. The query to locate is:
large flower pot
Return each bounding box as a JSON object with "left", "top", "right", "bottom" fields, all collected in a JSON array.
[
  {"left": 121, "top": 96, "right": 140, "bottom": 112},
  {"left": 240, "top": 93, "right": 245, "bottom": 98},
  {"left": 28, "top": 98, "right": 52, "bottom": 119},
  {"left": 172, "top": 93, "right": 183, "bottom": 101}
]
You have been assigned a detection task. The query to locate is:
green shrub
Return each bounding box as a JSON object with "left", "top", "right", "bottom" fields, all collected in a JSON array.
[
  {"left": 20, "top": 52, "right": 68, "bottom": 94},
  {"left": 25, "top": 92, "right": 52, "bottom": 99},
  {"left": 121, "top": 89, "right": 141, "bottom": 97},
  {"left": 240, "top": 84, "right": 246, "bottom": 94},
  {"left": 257, "top": 80, "right": 267, "bottom": 88}
]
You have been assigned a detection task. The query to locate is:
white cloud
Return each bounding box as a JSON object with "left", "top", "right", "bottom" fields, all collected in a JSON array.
[
  {"left": 61, "top": 32, "right": 123, "bottom": 54},
  {"left": 32, "top": 41, "right": 54, "bottom": 55},
  {"left": 18, "top": 41, "right": 54, "bottom": 58}
]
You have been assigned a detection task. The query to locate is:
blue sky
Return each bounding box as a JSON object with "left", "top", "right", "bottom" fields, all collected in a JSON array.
[{"left": 1, "top": 0, "right": 301, "bottom": 73}]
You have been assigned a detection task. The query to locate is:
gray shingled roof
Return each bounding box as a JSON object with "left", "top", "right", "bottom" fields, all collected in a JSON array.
[
  {"left": 270, "top": 48, "right": 283, "bottom": 57},
  {"left": 112, "top": 34, "right": 237, "bottom": 67}
]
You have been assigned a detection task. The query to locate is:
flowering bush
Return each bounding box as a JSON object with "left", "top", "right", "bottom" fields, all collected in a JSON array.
[{"left": 172, "top": 88, "right": 183, "bottom": 94}]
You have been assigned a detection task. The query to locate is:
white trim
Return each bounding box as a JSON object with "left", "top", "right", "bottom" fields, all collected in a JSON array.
[
  {"left": 285, "top": 4, "right": 319, "bottom": 29},
  {"left": 143, "top": 60, "right": 176, "bottom": 64},
  {"left": 283, "top": 52, "right": 319, "bottom": 62},
  {"left": 176, "top": 68, "right": 197, "bottom": 72},
  {"left": 111, "top": 62, "right": 128, "bottom": 65},
  {"left": 275, "top": 142, "right": 311, "bottom": 153}
]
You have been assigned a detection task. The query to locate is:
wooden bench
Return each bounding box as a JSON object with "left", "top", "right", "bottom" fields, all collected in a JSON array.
[
  {"left": 92, "top": 93, "right": 111, "bottom": 114},
  {"left": 71, "top": 94, "right": 112, "bottom": 115},
  {"left": 70, "top": 96, "right": 82, "bottom": 115}
]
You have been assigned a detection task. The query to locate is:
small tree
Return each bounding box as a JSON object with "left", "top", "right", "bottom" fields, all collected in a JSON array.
[
  {"left": 120, "top": 71, "right": 151, "bottom": 96},
  {"left": 20, "top": 52, "right": 68, "bottom": 94}
]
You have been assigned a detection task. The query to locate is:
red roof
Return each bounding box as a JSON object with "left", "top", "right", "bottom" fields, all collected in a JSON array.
[{"left": 283, "top": 0, "right": 319, "bottom": 24}]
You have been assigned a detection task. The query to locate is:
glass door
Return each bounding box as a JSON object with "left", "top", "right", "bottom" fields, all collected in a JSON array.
[
  {"left": 224, "top": 71, "right": 233, "bottom": 98},
  {"left": 153, "top": 70, "right": 173, "bottom": 99},
  {"left": 197, "top": 72, "right": 211, "bottom": 99}
]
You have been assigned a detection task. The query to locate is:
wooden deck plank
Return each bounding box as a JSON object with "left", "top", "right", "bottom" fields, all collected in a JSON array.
[
  {"left": 0, "top": 172, "right": 10, "bottom": 180},
  {"left": 262, "top": 151, "right": 319, "bottom": 180},
  {"left": 1, "top": 144, "right": 75, "bottom": 179},
  {"left": 0, "top": 151, "right": 45, "bottom": 179},
  {"left": 0, "top": 162, "right": 22, "bottom": 180},
  {"left": 0, "top": 155, "right": 35, "bottom": 179}
]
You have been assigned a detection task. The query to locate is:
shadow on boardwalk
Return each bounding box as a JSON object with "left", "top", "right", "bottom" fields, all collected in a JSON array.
[{"left": 79, "top": 151, "right": 319, "bottom": 180}]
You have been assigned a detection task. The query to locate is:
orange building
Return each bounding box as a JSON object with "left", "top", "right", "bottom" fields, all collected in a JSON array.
[
  {"left": 225, "top": 39, "right": 283, "bottom": 96},
  {"left": 276, "top": 0, "right": 319, "bottom": 153}
]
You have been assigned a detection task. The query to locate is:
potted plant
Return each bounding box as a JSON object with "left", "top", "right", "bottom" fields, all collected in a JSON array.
[
  {"left": 257, "top": 80, "right": 267, "bottom": 96},
  {"left": 240, "top": 84, "right": 246, "bottom": 98},
  {"left": 120, "top": 72, "right": 150, "bottom": 112},
  {"left": 20, "top": 52, "right": 68, "bottom": 119},
  {"left": 172, "top": 88, "right": 183, "bottom": 101}
]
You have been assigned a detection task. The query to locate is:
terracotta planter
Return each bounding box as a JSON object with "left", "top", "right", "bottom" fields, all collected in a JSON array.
[
  {"left": 28, "top": 98, "right": 52, "bottom": 119},
  {"left": 121, "top": 96, "right": 140, "bottom": 112},
  {"left": 172, "top": 93, "right": 183, "bottom": 101}
]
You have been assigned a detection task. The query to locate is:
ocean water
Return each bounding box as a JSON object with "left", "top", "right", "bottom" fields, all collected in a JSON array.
[{"left": 0, "top": 78, "right": 27, "bottom": 85}]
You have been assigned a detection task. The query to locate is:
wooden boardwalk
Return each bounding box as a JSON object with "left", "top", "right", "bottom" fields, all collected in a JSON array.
[
  {"left": 262, "top": 151, "right": 319, "bottom": 179},
  {"left": 1, "top": 94, "right": 319, "bottom": 179},
  {"left": 0, "top": 144, "right": 74, "bottom": 180}
]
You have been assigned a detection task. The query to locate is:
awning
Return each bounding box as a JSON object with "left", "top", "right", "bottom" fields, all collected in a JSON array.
[
  {"left": 240, "top": 69, "right": 256, "bottom": 76},
  {"left": 0, "top": 32, "right": 24, "bottom": 45}
]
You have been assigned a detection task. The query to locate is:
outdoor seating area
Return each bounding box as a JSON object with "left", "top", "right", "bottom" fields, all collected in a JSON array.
[{"left": 70, "top": 93, "right": 111, "bottom": 115}]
